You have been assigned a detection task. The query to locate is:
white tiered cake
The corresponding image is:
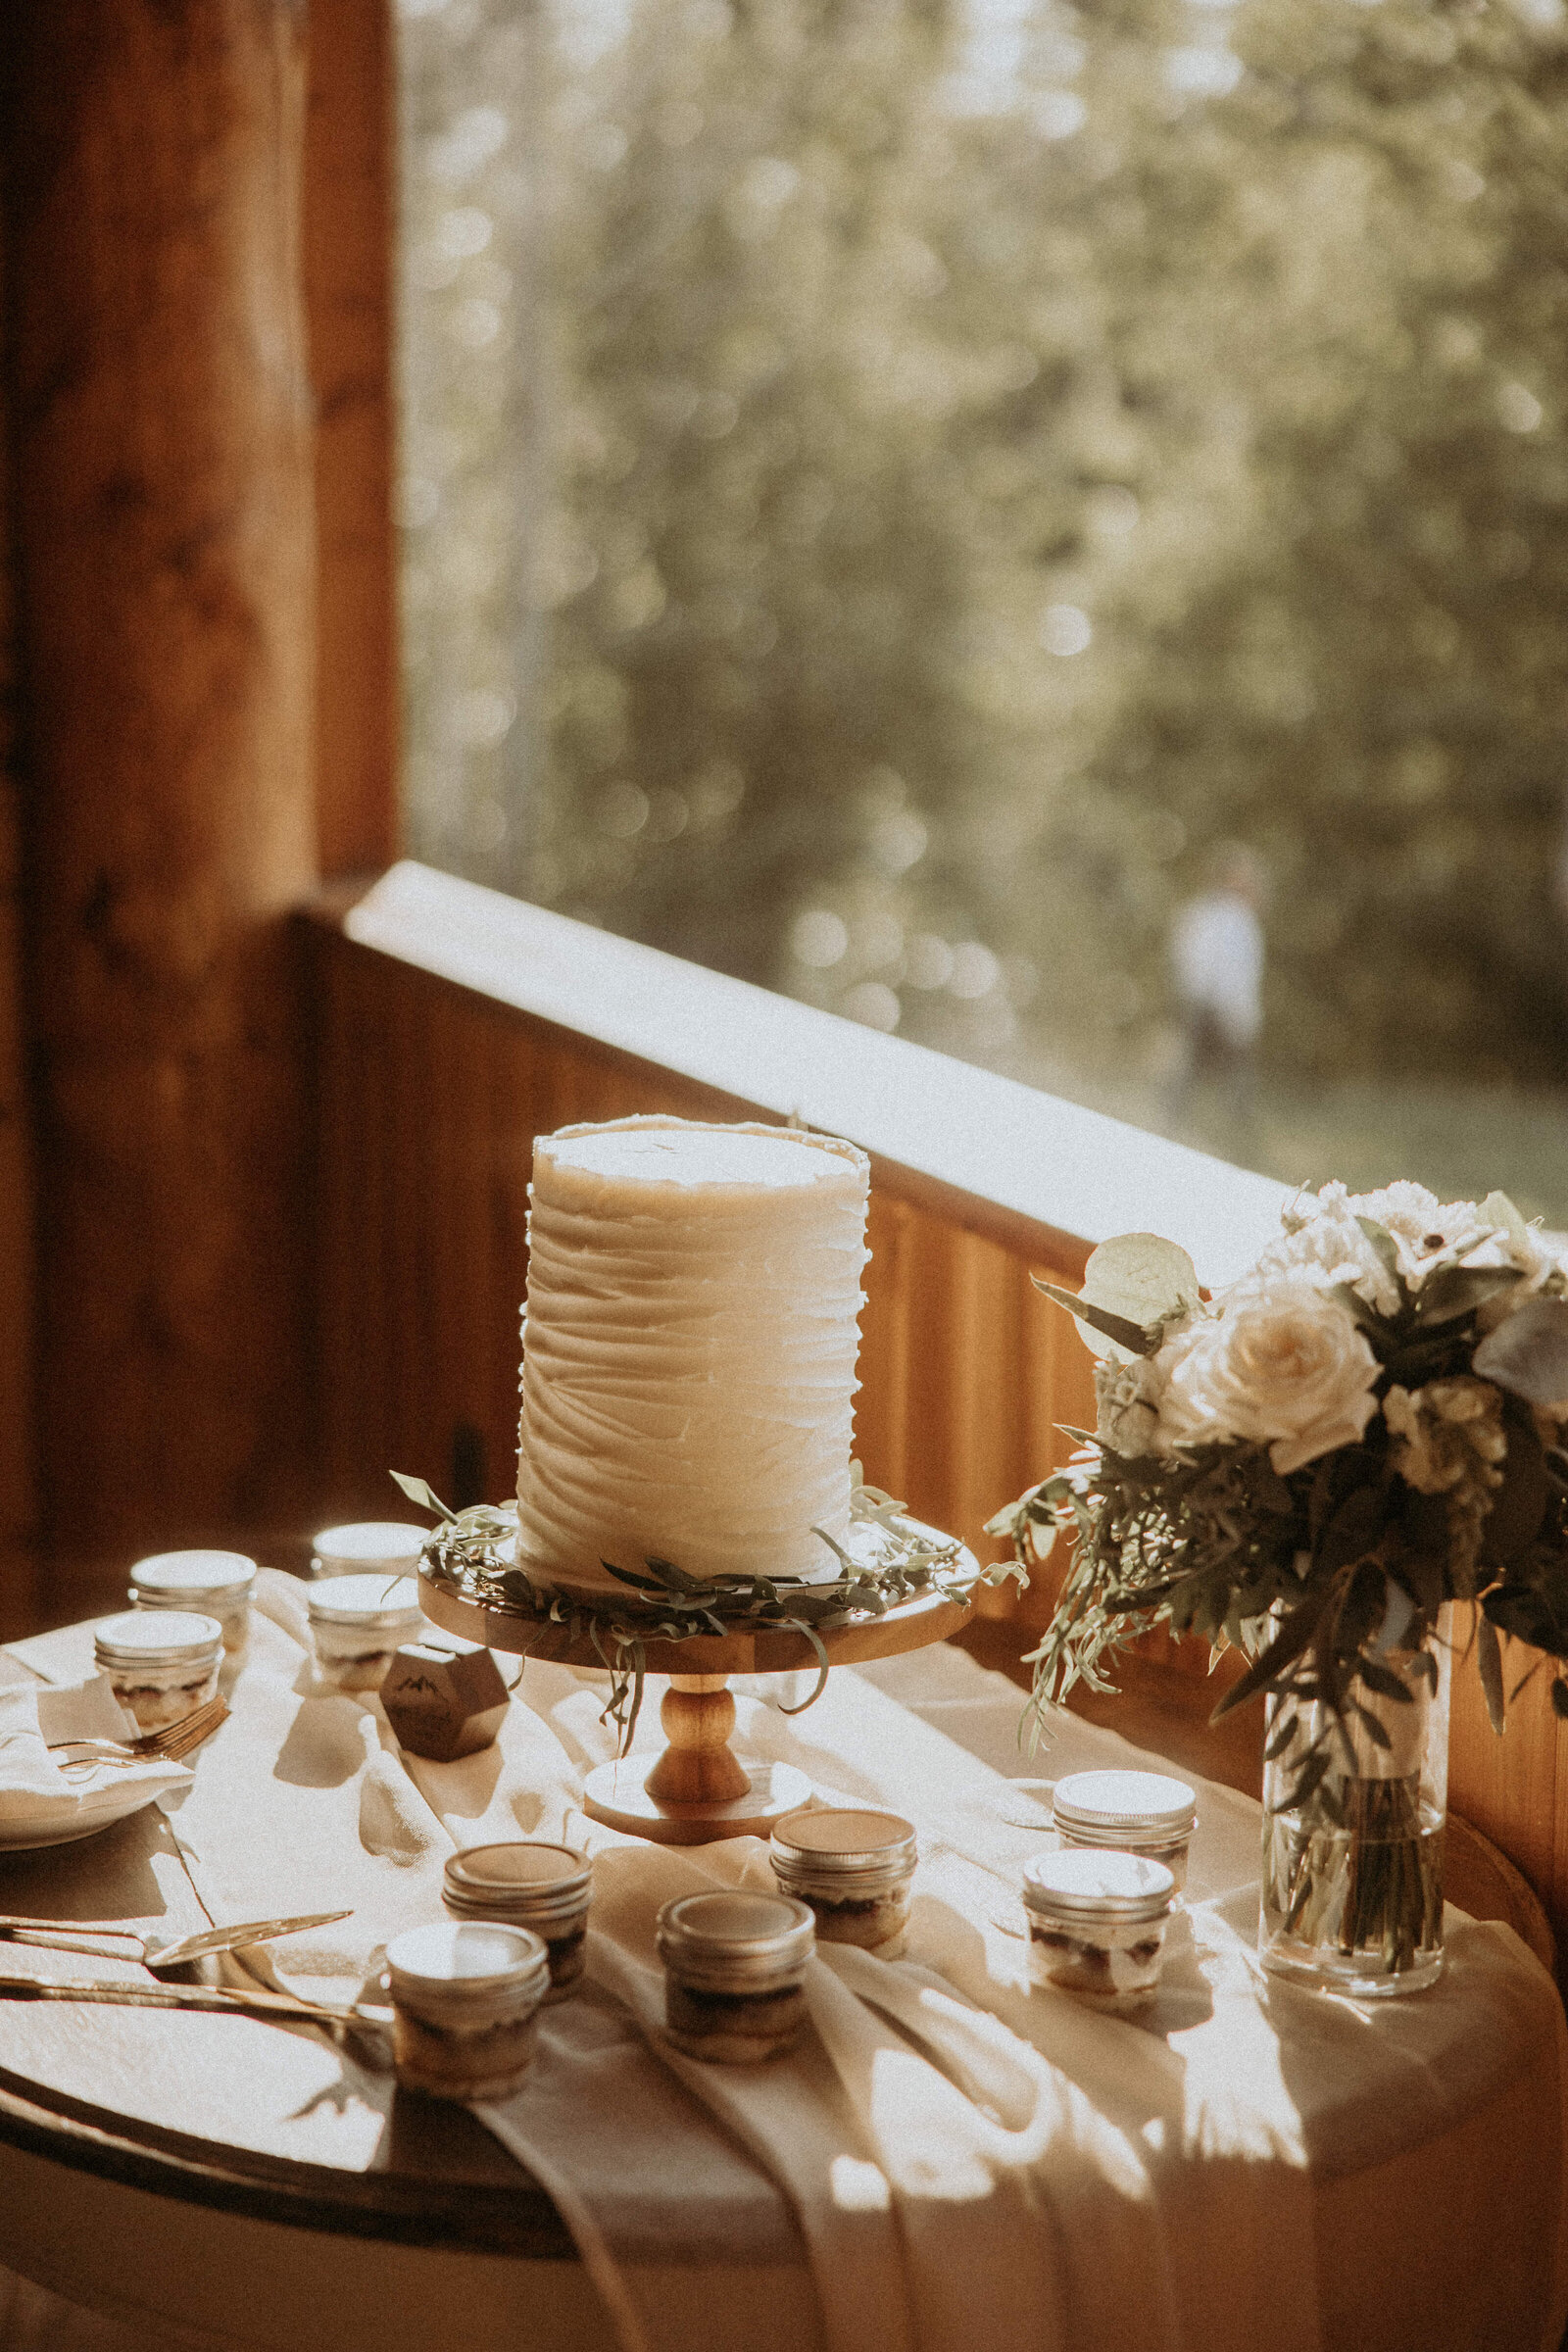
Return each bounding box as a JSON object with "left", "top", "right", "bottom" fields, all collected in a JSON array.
[{"left": 514, "top": 1115, "right": 870, "bottom": 1594}]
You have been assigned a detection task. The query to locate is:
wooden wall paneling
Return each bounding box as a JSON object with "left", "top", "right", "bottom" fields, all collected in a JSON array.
[
  {"left": 0, "top": 190, "right": 36, "bottom": 1621},
  {"left": 856, "top": 1191, "right": 915, "bottom": 1506},
  {"left": 304, "top": 0, "right": 398, "bottom": 879},
  {"left": 944, "top": 1230, "right": 1019, "bottom": 1601},
  {"left": 885, "top": 1212, "right": 959, "bottom": 1541},
  {"left": 432, "top": 979, "right": 489, "bottom": 1506},
  {"left": 388, "top": 955, "right": 434, "bottom": 1484},
  {"left": 1447, "top": 1617, "right": 1563, "bottom": 1937},
  {"left": 6, "top": 0, "right": 318, "bottom": 1564},
  {"left": 482, "top": 1006, "right": 533, "bottom": 1503}
]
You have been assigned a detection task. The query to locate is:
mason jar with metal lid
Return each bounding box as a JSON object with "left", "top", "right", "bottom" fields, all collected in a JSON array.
[
  {"left": 130, "top": 1549, "right": 257, "bottom": 1655},
  {"left": 656, "top": 1889, "right": 815, "bottom": 2063},
  {"left": 384, "top": 1921, "right": 549, "bottom": 2100},
  {"left": 311, "top": 1521, "right": 430, "bottom": 1581},
  {"left": 93, "top": 1610, "right": 224, "bottom": 1734},
  {"left": 770, "top": 1807, "right": 917, "bottom": 1957},
  {"left": 1051, "top": 1769, "right": 1199, "bottom": 1890},
  {"left": 1021, "top": 1848, "right": 1177, "bottom": 2011},
  {"left": 443, "top": 1842, "right": 593, "bottom": 2000},
  {"left": 306, "top": 1574, "right": 425, "bottom": 1693}
]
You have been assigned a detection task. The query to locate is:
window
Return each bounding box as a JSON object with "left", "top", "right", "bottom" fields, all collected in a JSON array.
[{"left": 397, "top": 0, "right": 1568, "bottom": 1223}]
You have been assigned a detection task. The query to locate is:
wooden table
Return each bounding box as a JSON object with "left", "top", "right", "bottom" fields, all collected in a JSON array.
[
  {"left": 0, "top": 1803, "right": 648, "bottom": 2352},
  {"left": 1, "top": 1622, "right": 1564, "bottom": 2352}
]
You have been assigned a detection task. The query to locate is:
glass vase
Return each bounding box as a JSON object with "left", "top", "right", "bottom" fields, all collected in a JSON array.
[{"left": 1258, "top": 1614, "right": 1450, "bottom": 1997}]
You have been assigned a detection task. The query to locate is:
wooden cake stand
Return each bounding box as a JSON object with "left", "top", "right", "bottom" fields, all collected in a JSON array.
[{"left": 418, "top": 1560, "right": 975, "bottom": 1844}]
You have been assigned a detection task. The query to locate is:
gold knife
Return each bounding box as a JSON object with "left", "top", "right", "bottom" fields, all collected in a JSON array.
[
  {"left": 0, "top": 1910, "right": 354, "bottom": 1970},
  {"left": 0, "top": 1971, "right": 387, "bottom": 2032}
]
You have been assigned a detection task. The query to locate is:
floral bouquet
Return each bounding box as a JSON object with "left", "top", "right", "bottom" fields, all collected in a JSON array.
[{"left": 988, "top": 1181, "right": 1568, "bottom": 1992}]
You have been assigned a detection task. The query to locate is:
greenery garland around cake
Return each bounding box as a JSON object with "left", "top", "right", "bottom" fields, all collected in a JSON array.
[{"left": 395, "top": 1464, "right": 1020, "bottom": 1753}]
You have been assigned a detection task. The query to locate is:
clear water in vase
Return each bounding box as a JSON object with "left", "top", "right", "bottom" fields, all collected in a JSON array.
[
  {"left": 1257, "top": 1617, "right": 1451, "bottom": 1998},
  {"left": 1261, "top": 1782, "right": 1446, "bottom": 1994}
]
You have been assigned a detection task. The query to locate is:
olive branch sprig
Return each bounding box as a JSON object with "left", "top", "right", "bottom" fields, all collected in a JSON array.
[{"left": 393, "top": 1464, "right": 1020, "bottom": 1752}]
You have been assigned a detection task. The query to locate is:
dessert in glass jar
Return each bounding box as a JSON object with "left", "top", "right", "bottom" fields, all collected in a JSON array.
[
  {"left": 384, "top": 1921, "right": 549, "bottom": 2100},
  {"left": 306, "top": 1574, "right": 425, "bottom": 1693},
  {"left": 770, "top": 1806, "right": 917, "bottom": 1957},
  {"left": 311, "top": 1521, "right": 429, "bottom": 1580},
  {"left": 443, "top": 1841, "right": 593, "bottom": 2000},
  {"left": 1051, "top": 1769, "right": 1198, "bottom": 1891},
  {"left": 129, "top": 1549, "right": 257, "bottom": 1655},
  {"left": 657, "top": 1889, "right": 815, "bottom": 2063},
  {"left": 93, "top": 1610, "right": 223, "bottom": 1733},
  {"left": 1021, "top": 1849, "right": 1176, "bottom": 2013}
]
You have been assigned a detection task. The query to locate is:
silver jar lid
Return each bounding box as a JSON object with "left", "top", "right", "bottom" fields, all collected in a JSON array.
[
  {"left": 444, "top": 1841, "right": 592, "bottom": 1922},
  {"left": 94, "top": 1610, "right": 224, "bottom": 1669},
  {"left": 657, "top": 1889, "right": 815, "bottom": 1990},
  {"left": 1052, "top": 1770, "right": 1197, "bottom": 1845},
  {"left": 307, "top": 1573, "right": 423, "bottom": 1627},
  {"left": 312, "top": 1522, "right": 430, "bottom": 1576},
  {"left": 771, "top": 1807, "right": 917, "bottom": 1876},
  {"left": 1023, "top": 1848, "right": 1176, "bottom": 1927},
  {"left": 130, "top": 1549, "right": 256, "bottom": 1607},
  {"left": 385, "top": 1920, "right": 550, "bottom": 2005}
]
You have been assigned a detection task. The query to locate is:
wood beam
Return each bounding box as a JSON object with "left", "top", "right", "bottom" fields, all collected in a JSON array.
[
  {"left": 305, "top": 0, "right": 399, "bottom": 879},
  {"left": 0, "top": 202, "right": 38, "bottom": 1625},
  {"left": 4, "top": 0, "right": 318, "bottom": 1562}
]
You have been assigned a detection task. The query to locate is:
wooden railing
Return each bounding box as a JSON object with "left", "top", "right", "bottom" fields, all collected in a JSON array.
[{"left": 312, "top": 862, "right": 1568, "bottom": 1958}]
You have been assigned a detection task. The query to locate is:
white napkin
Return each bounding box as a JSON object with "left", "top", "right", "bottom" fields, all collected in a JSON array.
[{"left": 0, "top": 1677, "right": 193, "bottom": 1844}]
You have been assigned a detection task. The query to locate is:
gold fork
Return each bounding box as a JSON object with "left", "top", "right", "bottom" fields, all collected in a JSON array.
[{"left": 46, "top": 1694, "right": 230, "bottom": 1770}]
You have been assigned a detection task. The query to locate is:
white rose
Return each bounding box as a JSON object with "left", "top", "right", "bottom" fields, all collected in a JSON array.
[{"left": 1154, "top": 1281, "right": 1381, "bottom": 1475}]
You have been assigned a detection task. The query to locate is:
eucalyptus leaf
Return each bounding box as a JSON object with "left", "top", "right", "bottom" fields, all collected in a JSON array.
[
  {"left": 1477, "top": 1191, "right": 1534, "bottom": 1253},
  {"left": 1211, "top": 1590, "right": 1325, "bottom": 1721},
  {"left": 1079, "top": 1233, "right": 1200, "bottom": 1350},
  {"left": 1481, "top": 1421, "right": 1548, "bottom": 1566},
  {"left": 1478, "top": 1614, "right": 1506, "bottom": 1736},
  {"left": 1410, "top": 1263, "right": 1524, "bottom": 1328},
  {"left": 1355, "top": 1217, "right": 1404, "bottom": 1285},
  {"left": 1031, "top": 1277, "right": 1157, "bottom": 1360},
  {"left": 1349, "top": 1700, "right": 1392, "bottom": 1752},
  {"left": 390, "top": 1469, "right": 457, "bottom": 1523},
  {"left": 1474, "top": 1297, "right": 1568, "bottom": 1410},
  {"left": 1354, "top": 1654, "right": 1416, "bottom": 1706}
]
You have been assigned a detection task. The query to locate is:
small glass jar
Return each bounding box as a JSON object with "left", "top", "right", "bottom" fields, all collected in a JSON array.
[
  {"left": 93, "top": 1610, "right": 224, "bottom": 1733},
  {"left": 1051, "top": 1770, "right": 1198, "bottom": 1891},
  {"left": 311, "top": 1522, "right": 430, "bottom": 1580},
  {"left": 129, "top": 1549, "right": 257, "bottom": 1655},
  {"left": 306, "top": 1574, "right": 425, "bottom": 1692},
  {"left": 770, "top": 1807, "right": 917, "bottom": 1957},
  {"left": 657, "top": 1889, "right": 815, "bottom": 2064},
  {"left": 1021, "top": 1849, "right": 1177, "bottom": 2013},
  {"left": 443, "top": 1841, "right": 592, "bottom": 2000},
  {"left": 384, "top": 1921, "right": 549, "bottom": 2101}
]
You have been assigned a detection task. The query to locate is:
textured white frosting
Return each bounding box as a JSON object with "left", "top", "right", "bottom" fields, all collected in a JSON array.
[{"left": 515, "top": 1116, "right": 870, "bottom": 1593}]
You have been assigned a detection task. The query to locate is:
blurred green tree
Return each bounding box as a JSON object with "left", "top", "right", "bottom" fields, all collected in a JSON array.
[{"left": 400, "top": 0, "right": 1568, "bottom": 1092}]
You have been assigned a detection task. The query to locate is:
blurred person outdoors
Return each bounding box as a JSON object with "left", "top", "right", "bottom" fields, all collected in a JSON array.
[{"left": 1168, "top": 842, "right": 1269, "bottom": 1161}]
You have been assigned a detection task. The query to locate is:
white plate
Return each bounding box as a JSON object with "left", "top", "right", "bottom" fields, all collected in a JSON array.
[{"left": 0, "top": 1782, "right": 166, "bottom": 1852}]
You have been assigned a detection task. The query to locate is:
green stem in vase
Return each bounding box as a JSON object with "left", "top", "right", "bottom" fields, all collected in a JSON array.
[{"left": 1266, "top": 1771, "right": 1444, "bottom": 1977}]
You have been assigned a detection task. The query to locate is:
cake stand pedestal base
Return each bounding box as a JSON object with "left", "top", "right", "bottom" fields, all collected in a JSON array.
[
  {"left": 583, "top": 1758, "right": 812, "bottom": 1841},
  {"left": 417, "top": 1556, "right": 975, "bottom": 1847},
  {"left": 583, "top": 1672, "right": 811, "bottom": 1842}
]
